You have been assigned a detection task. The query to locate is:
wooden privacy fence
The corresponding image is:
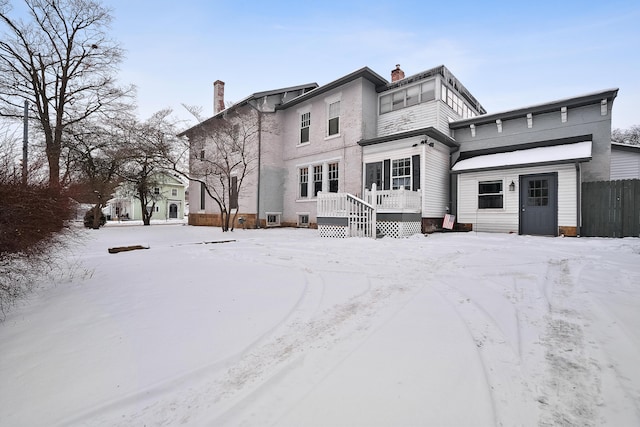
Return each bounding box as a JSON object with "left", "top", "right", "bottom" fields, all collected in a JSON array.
[{"left": 581, "top": 179, "right": 640, "bottom": 237}]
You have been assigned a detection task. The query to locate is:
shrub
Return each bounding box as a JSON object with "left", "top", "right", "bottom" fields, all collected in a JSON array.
[
  {"left": 0, "top": 182, "right": 73, "bottom": 317},
  {"left": 83, "top": 208, "right": 106, "bottom": 229}
]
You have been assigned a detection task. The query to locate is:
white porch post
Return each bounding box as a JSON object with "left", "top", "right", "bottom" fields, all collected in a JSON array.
[
  {"left": 371, "top": 183, "right": 377, "bottom": 239},
  {"left": 307, "top": 164, "right": 313, "bottom": 198},
  {"left": 322, "top": 162, "right": 329, "bottom": 192}
]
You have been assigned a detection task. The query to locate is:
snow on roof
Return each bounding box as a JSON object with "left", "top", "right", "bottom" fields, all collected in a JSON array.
[{"left": 452, "top": 141, "right": 592, "bottom": 172}]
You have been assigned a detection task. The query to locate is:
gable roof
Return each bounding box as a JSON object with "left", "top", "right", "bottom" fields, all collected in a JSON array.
[
  {"left": 177, "top": 82, "right": 318, "bottom": 137},
  {"left": 449, "top": 88, "right": 619, "bottom": 129},
  {"left": 277, "top": 67, "right": 388, "bottom": 110}
]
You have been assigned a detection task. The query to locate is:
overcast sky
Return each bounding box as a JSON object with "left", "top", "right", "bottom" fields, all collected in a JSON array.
[{"left": 108, "top": 0, "right": 639, "bottom": 131}]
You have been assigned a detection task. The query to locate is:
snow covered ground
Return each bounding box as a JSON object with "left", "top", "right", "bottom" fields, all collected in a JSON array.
[{"left": 1, "top": 222, "right": 639, "bottom": 426}]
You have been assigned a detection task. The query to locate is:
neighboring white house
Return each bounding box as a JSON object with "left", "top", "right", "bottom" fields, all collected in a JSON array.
[
  {"left": 611, "top": 142, "right": 640, "bottom": 180},
  {"left": 104, "top": 174, "right": 186, "bottom": 221}
]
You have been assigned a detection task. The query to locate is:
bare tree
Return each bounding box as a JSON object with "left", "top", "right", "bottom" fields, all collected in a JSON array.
[
  {"left": 0, "top": 0, "right": 133, "bottom": 190},
  {"left": 612, "top": 125, "right": 640, "bottom": 146},
  {"left": 171, "top": 106, "right": 260, "bottom": 232},
  {"left": 64, "top": 118, "right": 124, "bottom": 228},
  {"left": 116, "top": 110, "right": 176, "bottom": 226}
]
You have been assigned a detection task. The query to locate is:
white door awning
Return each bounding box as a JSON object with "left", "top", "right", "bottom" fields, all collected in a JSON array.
[{"left": 452, "top": 141, "right": 592, "bottom": 173}]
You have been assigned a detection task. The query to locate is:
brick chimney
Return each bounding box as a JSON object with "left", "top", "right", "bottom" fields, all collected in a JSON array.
[
  {"left": 391, "top": 64, "right": 405, "bottom": 82},
  {"left": 213, "top": 80, "right": 225, "bottom": 114}
]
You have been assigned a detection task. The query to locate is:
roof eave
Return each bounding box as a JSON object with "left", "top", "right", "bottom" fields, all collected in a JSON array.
[
  {"left": 276, "top": 67, "right": 388, "bottom": 110},
  {"left": 451, "top": 157, "right": 592, "bottom": 174},
  {"left": 358, "top": 126, "right": 459, "bottom": 148},
  {"left": 450, "top": 88, "right": 619, "bottom": 129}
]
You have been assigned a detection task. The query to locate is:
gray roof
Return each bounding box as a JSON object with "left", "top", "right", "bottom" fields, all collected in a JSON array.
[
  {"left": 358, "top": 126, "right": 458, "bottom": 148},
  {"left": 450, "top": 88, "right": 619, "bottom": 129},
  {"left": 177, "top": 82, "right": 318, "bottom": 137},
  {"left": 611, "top": 142, "right": 640, "bottom": 153},
  {"left": 277, "top": 67, "right": 388, "bottom": 110}
]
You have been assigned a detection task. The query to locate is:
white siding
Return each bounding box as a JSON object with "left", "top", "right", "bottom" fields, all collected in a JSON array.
[
  {"left": 423, "top": 144, "right": 450, "bottom": 217},
  {"left": 457, "top": 164, "right": 577, "bottom": 233},
  {"left": 611, "top": 148, "right": 640, "bottom": 180},
  {"left": 377, "top": 102, "right": 438, "bottom": 137}
]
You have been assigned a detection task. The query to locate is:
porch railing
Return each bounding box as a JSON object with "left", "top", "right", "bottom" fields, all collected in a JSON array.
[
  {"left": 317, "top": 192, "right": 376, "bottom": 238},
  {"left": 364, "top": 186, "right": 421, "bottom": 212}
]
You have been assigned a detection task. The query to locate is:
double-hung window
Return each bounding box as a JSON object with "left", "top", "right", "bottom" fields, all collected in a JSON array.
[
  {"left": 328, "top": 101, "right": 340, "bottom": 136},
  {"left": 299, "top": 167, "right": 308, "bottom": 198},
  {"left": 300, "top": 112, "right": 310, "bottom": 144},
  {"left": 478, "top": 180, "right": 503, "bottom": 209},
  {"left": 392, "top": 158, "right": 411, "bottom": 189},
  {"left": 313, "top": 165, "right": 323, "bottom": 196},
  {"left": 328, "top": 163, "right": 339, "bottom": 193}
]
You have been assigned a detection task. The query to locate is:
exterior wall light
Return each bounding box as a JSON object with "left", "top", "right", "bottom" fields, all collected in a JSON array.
[{"left": 509, "top": 180, "right": 516, "bottom": 191}]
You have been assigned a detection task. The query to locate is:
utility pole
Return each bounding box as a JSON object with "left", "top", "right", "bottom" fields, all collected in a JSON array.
[{"left": 22, "top": 100, "right": 28, "bottom": 185}]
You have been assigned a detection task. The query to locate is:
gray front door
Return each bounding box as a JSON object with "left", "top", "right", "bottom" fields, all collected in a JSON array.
[{"left": 519, "top": 173, "right": 558, "bottom": 236}]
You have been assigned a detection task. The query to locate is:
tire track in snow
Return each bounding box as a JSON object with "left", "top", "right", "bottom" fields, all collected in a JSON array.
[
  {"left": 55, "top": 246, "right": 328, "bottom": 427},
  {"left": 538, "top": 259, "right": 603, "bottom": 427},
  {"left": 431, "top": 276, "right": 540, "bottom": 427},
  {"left": 65, "top": 241, "right": 413, "bottom": 426},
  {"left": 574, "top": 261, "right": 640, "bottom": 424}
]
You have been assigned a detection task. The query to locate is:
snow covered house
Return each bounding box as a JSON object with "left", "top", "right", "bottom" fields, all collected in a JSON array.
[
  {"left": 180, "top": 65, "right": 618, "bottom": 237},
  {"left": 450, "top": 89, "right": 618, "bottom": 236},
  {"left": 104, "top": 173, "right": 186, "bottom": 221}
]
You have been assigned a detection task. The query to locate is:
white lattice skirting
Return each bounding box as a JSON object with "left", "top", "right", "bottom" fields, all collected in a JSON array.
[
  {"left": 377, "top": 221, "right": 421, "bottom": 238},
  {"left": 318, "top": 224, "right": 349, "bottom": 238},
  {"left": 319, "top": 221, "right": 421, "bottom": 238}
]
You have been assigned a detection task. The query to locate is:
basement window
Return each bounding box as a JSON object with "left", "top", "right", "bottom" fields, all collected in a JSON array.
[
  {"left": 266, "top": 212, "right": 281, "bottom": 227},
  {"left": 298, "top": 214, "right": 309, "bottom": 227}
]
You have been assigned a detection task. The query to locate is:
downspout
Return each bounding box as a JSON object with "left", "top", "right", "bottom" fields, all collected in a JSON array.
[
  {"left": 246, "top": 101, "right": 262, "bottom": 228},
  {"left": 575, "top": 162, "right": 581, "bottom": 237},
  {"left": 256, "top": 110, "right": 262, "bottom": 228}
]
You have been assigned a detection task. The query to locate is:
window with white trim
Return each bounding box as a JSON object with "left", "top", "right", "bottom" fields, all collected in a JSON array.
[
  {"left": 171, "top": 188, "right": 177, "bottom": 197},
  {"left": 441, "top": 83, "right": 477, "bottom": 119},
  {"left": 153, "top": 187, "right": 160, "bottom": 195},
  {"left": 298, "top": 214, "right": 309, "bottom": 227},
  {"left": 299, "top": 167, "right": 308, "bottom": 198},
  {"left": 300, "top": 111, "right": 310, "bottom": 144},
  {"left": 392, "top": 158, "right": 411, "bottom": 189},
  {"left": 379, "top": 80, "right": 437, "bottom": 114},
  {"left": 328, "top": 101, "right": 340, "bottom": 136},
  {"left": 478, "top": 180, "right": 503, "bottom": 209},
  {"left": 313, "top": 165, "right": 323, "bottom": 196},
  {"left": 328, "top": 162, "right": 339, "bottom": 193},
  {"left": 266, "top": 212, "right": 281, "bottom": 227}
]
